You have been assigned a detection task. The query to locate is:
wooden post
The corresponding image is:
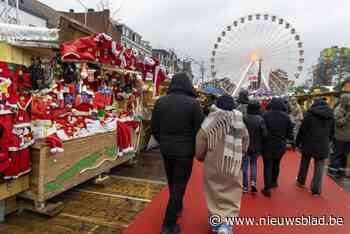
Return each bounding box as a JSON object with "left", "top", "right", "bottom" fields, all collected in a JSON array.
[{"left": 0, "top": 200, "right": 5, "bottom": 222}]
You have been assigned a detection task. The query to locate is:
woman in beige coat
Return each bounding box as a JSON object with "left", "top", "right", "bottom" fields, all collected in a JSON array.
[{"left": 196, "top": 95, "right": 249, "bottom": 234}]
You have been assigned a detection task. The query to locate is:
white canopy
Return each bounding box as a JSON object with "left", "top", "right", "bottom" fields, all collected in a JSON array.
[{"left": 0, "top": 23, "right": 59, "bottom": 42}]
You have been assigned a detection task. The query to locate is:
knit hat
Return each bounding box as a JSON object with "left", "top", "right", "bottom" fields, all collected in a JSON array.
[{"left": 216, "top": 94, "right": 235, "bottom": 111}]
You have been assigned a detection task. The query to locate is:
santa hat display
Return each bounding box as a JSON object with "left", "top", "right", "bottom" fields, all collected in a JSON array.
[
  {"left": 73, "top": 102, "right": 95, "bottom": 116},
  {"left": 45, "top": 134, "right": 64, "bottom": 154},
  {"left": 117, "top": 121, "right": 135, "bottom": 156},
  {"left": 60, "top": 35, "right": 98, "bottom": 61}
]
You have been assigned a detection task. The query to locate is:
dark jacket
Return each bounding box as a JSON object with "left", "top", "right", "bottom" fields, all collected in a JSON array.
[
  {"left": 151, "top": 73, "right": 204, "bottom": 158},
  {"left": 236, "top": 90, "right": 249, "bottom": 116},
  {"left": 263, "top": 98, "right": 294, "bottom": 159},
  {"left": 296, "top": 100, "right": 334, "bottom": 159},
  {"left": 244, "top": 101, "right": 268, "bottom": 154}
]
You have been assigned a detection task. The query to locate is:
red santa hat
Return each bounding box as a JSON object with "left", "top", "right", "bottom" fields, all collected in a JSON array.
[
  {"left": 73, "top": 103, "right": 94, "bottom": 116},
  {"left": 45, "top": 134, "right": 64, "bottom": 154}
]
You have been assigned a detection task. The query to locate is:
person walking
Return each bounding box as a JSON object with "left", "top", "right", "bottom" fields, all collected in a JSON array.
[
  {"left": 236, "top": 89, "right": 250, "bottom": 116},
  {"left": 242, "top": 100, "right": 268, "bottom": 193},
  {"left": 195, "top": 95, "right": 249, "bottom": 234},
  {"left": 296, "top": 99, "right": 334, "bottom": 196},
  {"left": 329, "top": 93, "right": 350, "bottom": 178},
  {"left": 261, "top": 98, "right": 294, "bottom": 197},
  {"left": 289, "top": 96, "right": 304, "bottom": 140},
  {"left": 151, "top": 72, "right": 204, "bottom": 234}
]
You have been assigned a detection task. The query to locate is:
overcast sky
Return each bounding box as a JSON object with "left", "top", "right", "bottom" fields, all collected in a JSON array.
[{"left": 40, "top": 0, "right": 350, "bottom": 82}]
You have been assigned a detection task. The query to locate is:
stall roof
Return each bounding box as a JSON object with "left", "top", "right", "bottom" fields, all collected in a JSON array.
[{"left": 0, "top": 23, "right": 59, "bottom": 43}]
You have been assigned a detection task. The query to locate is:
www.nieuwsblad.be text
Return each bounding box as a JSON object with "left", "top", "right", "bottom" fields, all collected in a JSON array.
[{"left": 209, "top": 214, "right": 345, "bottom": 226}]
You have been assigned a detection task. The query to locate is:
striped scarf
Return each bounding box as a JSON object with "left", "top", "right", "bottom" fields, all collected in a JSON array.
[{"left": 201, "top": 105, "right": 245, "bottom": 176}]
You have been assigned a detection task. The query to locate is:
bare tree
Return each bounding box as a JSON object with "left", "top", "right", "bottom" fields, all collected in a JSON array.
[{"left": 97, "top": 0, "right": 124, "bottom": 20}]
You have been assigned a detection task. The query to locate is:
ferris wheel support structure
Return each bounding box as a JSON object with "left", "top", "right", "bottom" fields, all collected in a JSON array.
[{"left": 232, "top": 61, "right": 254, "bottom": 96}]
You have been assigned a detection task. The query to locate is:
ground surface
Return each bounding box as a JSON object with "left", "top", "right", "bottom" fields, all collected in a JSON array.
[
  {"left": 0, "top": 151, "right": 166, "bottom": 234},
  {"left": 0, "top": 150, "right": 349, "bottom": 234}
]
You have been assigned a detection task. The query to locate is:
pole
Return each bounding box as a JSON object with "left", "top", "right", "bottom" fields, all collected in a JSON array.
[
  {"left": 232, "top": 61, "right": 254, "bottom": 96},
  {"left": 255, "top": 62, "right": 271, "bottom": 91},
  {"left": 5, "top": 0, "right": 8, "bottom": 23},
  {"left": 257, "top": 59, "right": 262, "bottom": 88},
  {"left": 200, "top": 61, "right": 205, "bottom": 85},
  {"left": 16, "top": 0, "right": 19, "bottom": 24}
]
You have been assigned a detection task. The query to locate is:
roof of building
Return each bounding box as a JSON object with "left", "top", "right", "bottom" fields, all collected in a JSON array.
[{"left": 19, "top": 0, "right": 60, "bottom": 28}]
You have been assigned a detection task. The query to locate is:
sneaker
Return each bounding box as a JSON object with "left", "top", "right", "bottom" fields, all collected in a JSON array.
[
  {"left": 311, "top": 192, "right": 321, "bottom": 197},
  {"left": 243, "top": 187, "right": 249, "bottom": 193},
  {"left": 217, "top": 223, "right": 233, "bottom": 234},
  {"left": 160, "top": 224, "right": 180, "bottom": 234},
  {"left": 261, "top": 189, "right": 271, "bottom": 197},
  {"left": 251, "top": 185, "right": 257, "bottom": 193}
]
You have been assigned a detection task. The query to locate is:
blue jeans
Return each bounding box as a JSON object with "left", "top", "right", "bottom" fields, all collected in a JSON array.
[{"left": 242, "top": 153, "right": 258, "bottom": 188}]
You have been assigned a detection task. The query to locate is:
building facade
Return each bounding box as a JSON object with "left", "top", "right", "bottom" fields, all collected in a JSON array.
[
  {"left": 60, "top": 9, "right": 152, "bottom": 56},
  {"left": 152, "top": 49, "right": 179, "bottom": 74},
  {"left": 0, "top": 0, "right": 47, "bottom": 27},
  {"left": 116, "top": 23, "right": 152, "bottom": 57},
  {"left": 313, "top": 46, "right": 350, "bottom": 86}
]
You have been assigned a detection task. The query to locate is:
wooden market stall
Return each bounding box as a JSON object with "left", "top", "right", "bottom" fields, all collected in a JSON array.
[
  {"left": 0, "top": 22, "right": 144, "bottom": 218},
  {"left": 0, "top": 28, "right": 57, "bottom": 221},
  {"left": 295, "top": 90, "right": 341, "bottom": 111}
]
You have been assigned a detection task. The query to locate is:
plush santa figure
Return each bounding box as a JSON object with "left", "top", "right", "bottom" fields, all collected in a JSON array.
[
  {"left": 0, "top": 62, "right": 17, "bottom": 107},
  {"left": 13, "top": 93, "right": 32, "bottom": 128}
]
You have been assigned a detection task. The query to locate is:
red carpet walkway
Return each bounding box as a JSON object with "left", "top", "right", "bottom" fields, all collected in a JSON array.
[{"left": 124, "top": 151, "right": 350, "bottom": 234}]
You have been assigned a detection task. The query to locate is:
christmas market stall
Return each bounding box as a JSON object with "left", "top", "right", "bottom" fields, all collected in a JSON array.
[
  {"left": 18, "top": 33, "right": 149, "bottom": 211},
  {"left": 0, "top": 23, "right": 59, "bottom": 220}
]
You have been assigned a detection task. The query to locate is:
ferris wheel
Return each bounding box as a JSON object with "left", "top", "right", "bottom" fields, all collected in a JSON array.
[{"left": 210, "top": 13, "right": 305, "bottom": 96}]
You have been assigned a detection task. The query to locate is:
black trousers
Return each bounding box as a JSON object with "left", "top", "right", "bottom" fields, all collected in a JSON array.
[
  {"left": 162, "top": 156, "right": 193, "bottom": 226},
  {"left": 329, "top": 140, "right": 350, "bottom": 175},
  {"left": 263, "top": 157, "right": 282, "bottom": 190},
  {"left": 297, "top": 154, "right": 325, "bottom": 194}
]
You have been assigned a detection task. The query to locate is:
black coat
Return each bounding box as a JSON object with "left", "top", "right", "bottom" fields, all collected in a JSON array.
[
  {"left": 244, "top": 114, "right": 268, "bottom": 154},
  {"left": 151, "top": 73, "right": 204, "bottom": 158},
  {"left": 296, "top": 101, "right": 334, "bottom": 159},
  {"left": 263, "top": 98, "right": 294, "bottom": 159}
]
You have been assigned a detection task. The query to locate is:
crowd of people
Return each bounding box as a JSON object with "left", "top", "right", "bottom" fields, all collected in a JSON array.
[{"left": 151, "top": 72, "right": 350, "bottom": 234}]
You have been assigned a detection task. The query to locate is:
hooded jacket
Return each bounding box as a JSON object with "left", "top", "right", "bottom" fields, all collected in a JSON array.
[
  {"left": 244, "top": 101, "right": 268, "bottom": 154},
  {"left": 296, "top": 100, "right": 334, "bottom": 159},
  {"left": 151, "top": 73, "right": 204, "bottom": 158},
  {"left": 334, "top": 94, "right": 350, "bottom": 142},
  {"left": 236, "top": 90, "right": 249, "bottom": 116},
  {"left": 263, "top": 98, "right": 294, "bottom": 159}
]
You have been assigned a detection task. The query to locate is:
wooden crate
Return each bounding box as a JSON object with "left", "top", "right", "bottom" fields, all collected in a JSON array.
[{"left": 21, "top": 132, "right": 135, "bottom": 204}]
